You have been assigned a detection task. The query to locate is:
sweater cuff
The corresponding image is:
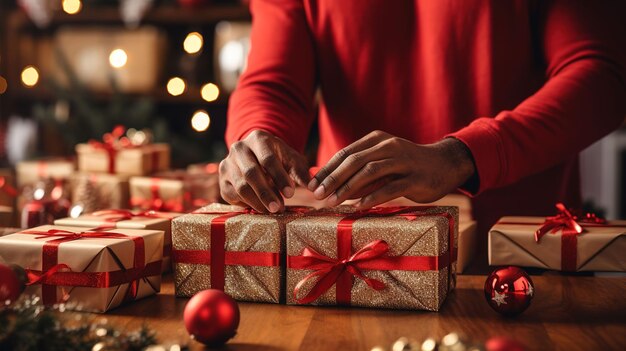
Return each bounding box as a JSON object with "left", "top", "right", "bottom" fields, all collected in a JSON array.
[{"left": 447, "top": 118, "right": 506, "bottom": 195}]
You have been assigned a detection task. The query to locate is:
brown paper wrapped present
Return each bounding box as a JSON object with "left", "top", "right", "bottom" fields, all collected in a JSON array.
[
  {"left": 130, "top": 176, "right": 187, "bottom": 212},
  {"left": 55, "top": 209, "right": 181, "bottom": 273},
  {"left": 0, "top": 225, "right": 163, "bottom": 312},
  {"left": 172, "top": 203, "right": 310, "bottom": 303},
  {"left": 70, "top": 173, "right": 130, "bottom": 212},
  {"left": 16, "top": 159, "right": 75, "bottom": 187},
  {"left": 153, "top": 169, "right": 220, "bottom": 208},
  {"left": 76, "top": 143, "right": 170, "bottom": 176},
  {"left": 286, "top": 206, "right": 458, "bottom": 311},
  {"left": 0, "top": 227, "right": 20, "bottom": 237},
  {"left": 0, "top": 169, "right": 17, "bottom": 208},
  {"left": 489, "top": 206, "right": 626, "bottom": 272}
]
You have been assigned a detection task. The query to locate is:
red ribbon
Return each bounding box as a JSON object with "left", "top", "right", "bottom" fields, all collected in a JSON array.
[
  {"left": 288, "top": 206, "right": 456, "bottom": 305},
  {"left": 91, "top": 209, "right": 178, "bottom": 222},
  {"left": 130, "top": 178, "right": 185, "bottom": 212},
  {"left": 497, "top": 203, "right": 611, "bottom": 271},
  {"left": 22, "top": 228, "right": 149, "bottom": 305},
  {"left": 0, "top": 176, "right": 17, "bottom": 197}
]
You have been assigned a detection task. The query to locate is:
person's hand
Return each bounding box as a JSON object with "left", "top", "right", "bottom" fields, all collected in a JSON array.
[
  {"left": 219, "top": 130, "right": 310, "bottom": 213},
  {"left": 307, "top": 130, "right": 476, "bottom": 209}
]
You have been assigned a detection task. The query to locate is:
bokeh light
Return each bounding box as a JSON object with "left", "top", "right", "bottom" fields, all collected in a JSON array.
[
  {"left": 201, "top": 83, "right": 219, "bottom": 102},
  {"left": 0, "top": 76, "right": 7, "bottom": 94},
  {"left": 109, "top": 49, "right": 128, "bottom": 68},
  {"left": 183, "top": 32, "right": 204, "bottom": 54},
  {"left": 191, "top": 110, "right": 210, "bottom": 132},
  {"left": 167, "top": 77, "right": 186, "bottom": 96},
  {"left": 62, "top": 0, "right": 82, "bottom": 15},
  {"left": 21, "top": 66, "right": 39, "bottom": 87}
]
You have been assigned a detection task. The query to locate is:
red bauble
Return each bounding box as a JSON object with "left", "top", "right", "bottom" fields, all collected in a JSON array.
[
  {"left": 177, "top": 0, "right": 211, "bottom": 8},
  {"left": 484, "top": 266, "right": 534, "bottom": 316},
  {"left": 0, "top": 263, "right": 25, "bottom": 303},
  {"left": 486, "top": 336, "right": 526, "bottom": 351},
  {"left": 184, "top": 289, "right": 240, "bottom": 346}
]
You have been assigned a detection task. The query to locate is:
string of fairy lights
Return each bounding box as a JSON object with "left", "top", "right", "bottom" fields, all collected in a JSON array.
[{"left": 1, "top": 0, "right": 223, "bottom": 134}]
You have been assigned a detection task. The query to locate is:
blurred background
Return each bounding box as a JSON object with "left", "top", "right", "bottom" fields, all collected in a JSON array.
[{"left": 0, "top": 0, "right": 624, "bottom": 219}]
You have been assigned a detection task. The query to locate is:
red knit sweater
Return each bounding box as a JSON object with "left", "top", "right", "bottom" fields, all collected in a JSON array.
[{"left": 226, "top": 0, "right": 626, "bottom": 252}]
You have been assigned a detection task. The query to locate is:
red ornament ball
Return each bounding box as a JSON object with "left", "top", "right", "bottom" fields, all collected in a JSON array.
[
  {"left": 0, "top": 263, "right": 26, "bottom": 303},
  {"left": 485, "top": 336, "right": 526, "bottom": 351},
  {"left": 484, "top": 266, "right": 534, "bottom": 316},
  {"left": 184, "top": 289, "right": 240, "bottom": 346}
]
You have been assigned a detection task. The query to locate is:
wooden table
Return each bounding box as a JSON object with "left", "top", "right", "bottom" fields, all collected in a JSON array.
[{"left": 106, "top": 274, "right": 626, "bottom": 350}]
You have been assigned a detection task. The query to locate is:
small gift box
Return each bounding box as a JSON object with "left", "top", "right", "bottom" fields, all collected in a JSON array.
[
  {"left": 0, "top": 169, "right": 17, "bottom": 208},
  {"left": 152, "top": 169, "right": 220, "bottom": 208},
  {"left": 76, "top": 143, "right": 170, "bottom": 176},
  {"left": 130, "top": 177, "right": 187, "bottom": 212},
  {"left": 489, "top": 203, "right": 626, "bottom": 272},
  {"left": 55, "top": 209, "right": 181, "bottom": 273},
  {"left": 0, "top": 225, "right": 163, "bottom": 312},
  {"left": 286, "top": 206, "right": 458, "bottom": 311},
  {"left": 171, "top": 203, "right": 309, "bottom": 303},
  {"left": 70, "top": 173, "right": 130, "bottom": 212},
  {"left": 16, "top": 159, "right": 75, "bottom": 187}
]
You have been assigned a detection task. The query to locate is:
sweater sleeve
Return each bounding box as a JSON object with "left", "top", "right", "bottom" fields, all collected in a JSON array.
[
  {"left": 450, "top": 0, "right": 626, "bottom": 194},
  {"left": 225, "top": 0, "right": 317, "bottom": 152}
]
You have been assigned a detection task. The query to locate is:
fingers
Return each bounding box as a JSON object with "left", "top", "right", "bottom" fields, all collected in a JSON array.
[
  {"left": 248, "top": 140, "right": 295, "bottom": 198},
  {"left": 356, "top": 179, "right": 410, "bottom": 209},
  {"left": 328, "top": 159, "right": 401, "bottom": 206},
  {"left": 308, "top": 130, "right": 388, "bottom": 192},
  {"left": 232, "top": 142, "right": 284, "bottom": 213},
  {"left": 287, "top": 150, "right": 312, "bottom": 187}
]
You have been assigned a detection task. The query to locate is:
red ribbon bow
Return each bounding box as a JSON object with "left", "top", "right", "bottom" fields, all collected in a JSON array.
[
  {"left": 292, "top": 240, "right": 389, "bottom": 304},
  {"left": 534, "top": 203, "right": 607, "bottom": 242},
  {"left": 92, "top": 209, "right": 177, "bottom": 222},
  {"left": 21, "top": 228, "right": 147, "bottom": 305},
  {"left": 131, "top": 178, "right": 185, "bottom": 212},
  {"left": 88, "top": 126, "right": 137, "bottom": 174}
]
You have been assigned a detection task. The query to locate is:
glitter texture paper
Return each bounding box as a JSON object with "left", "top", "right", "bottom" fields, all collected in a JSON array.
[
  {"left": 286, "top": 205, "right": 458, "bottom": 311},
  {"left": 172, "top": 203, "right": 309, "bottom": 303}
]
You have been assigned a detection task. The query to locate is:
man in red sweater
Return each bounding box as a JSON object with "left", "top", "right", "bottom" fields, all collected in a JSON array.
[{"left": 220, "top": 0, "right": 626, "bottom": 259}]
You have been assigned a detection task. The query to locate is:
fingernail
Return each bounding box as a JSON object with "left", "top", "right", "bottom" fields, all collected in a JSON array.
[
  {"left": 283, "top": 186, "right": 295, "bottom": 198},
  {"left": 268, "top": 202, "right": 280, "bottom": 213},
  {"left": 328, "top": 194, "right": 338, "bottom": 206},
  {"left": 313, "top": 185, "right": 325, "bottom": 199},
  {"left": 308, "top": 178, "right": 318, "bottom": 191}
]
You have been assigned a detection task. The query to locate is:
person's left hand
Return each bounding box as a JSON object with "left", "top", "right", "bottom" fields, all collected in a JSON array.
[{"left": 307, "top": 130, "right": 476, "bottom": 209}]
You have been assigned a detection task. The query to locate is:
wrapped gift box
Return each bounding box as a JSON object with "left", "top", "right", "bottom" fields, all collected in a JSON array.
[
  {"left": 489, "top": 215, "right": 626, "bottom": 272},
  {"left": 172, "top": 203, "right": 309, "bottom": 303},
  {"left": 0, "top": 169, "right": 17, "bottom": 208},
  {"left": 286, "top": 206, "right": 458, "bottom": 311},
  {"left": 70, "top": 173, "right": 130, "bottom": 211},
  {"left": 55, "top": 209, "right": 181, "bottom": 273},
  {"left": 130, "top": 177, "right": 187, "bottom": 212},
  {"left": 0, "top": 225, "right": 163, "bottom": 312},
  {"left": 0, "top": 227, "right": 20, "bottom": 237},
  {"left": 152, "top": 169, "right": 220, "bottom": 208},
  {"left": 16, "top": 159, "right": 75, "bottom": 187},
  {"left": 76, "top": 143, "right": 170, "bottom": 176}
]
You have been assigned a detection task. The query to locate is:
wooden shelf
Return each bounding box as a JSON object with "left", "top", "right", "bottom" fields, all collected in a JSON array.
[{"left": 10, "top": 4, "right": 251, "bottom": 28}]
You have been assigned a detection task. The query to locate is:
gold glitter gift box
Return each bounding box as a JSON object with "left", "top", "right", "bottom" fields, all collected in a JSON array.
[
  {"left": 286, "top": 206, "right": 458, "bottom": 311},
  {"left": 172, "top": 203, "right": 309, "bottom": 303},
  {"left": 0, "top": 225, "right": 163, "bottom": 313}
]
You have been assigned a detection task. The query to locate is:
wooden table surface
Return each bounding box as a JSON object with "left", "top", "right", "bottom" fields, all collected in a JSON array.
[{"left": 106, "top": 274, "right": 626, "bottom": 351}]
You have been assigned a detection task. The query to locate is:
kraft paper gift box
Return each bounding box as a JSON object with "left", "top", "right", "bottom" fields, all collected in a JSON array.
[
  {"left": 76, "top": 143, "right": 170, "bottom": 176},
  {"left": 0, "top": 169, "right": 17, "bottom": 208},
  {"left": 70, "top": 173, "right": 131, "bottom": 212},
  {"left": 16, "top": 159, "right": 75, "bottom": 187},
  {"left": 130, "top": 176, "right": 187, "bottom": 212},
  {"left": 286, "top": 206, "right": 458, "bottom": 311},
  {"left": 489, "top": 214, "right": 626, "bottom": 272},
  {"left": 153, "top": 169, "right": 221, "bottom": 208},
  {"left": 0, "top": 225, "right": 163, "bottom": 313},
  {"left": 172, "top": 203, "right": 310, "bottom": 303},
  {"left": 55, "top": 209, "right": 182, "bottom": 273}
]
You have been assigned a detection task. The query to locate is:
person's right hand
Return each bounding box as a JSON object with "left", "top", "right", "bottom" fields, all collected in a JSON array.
[{"left": 219, "top": 130, "right": 310, "bottom": 213}]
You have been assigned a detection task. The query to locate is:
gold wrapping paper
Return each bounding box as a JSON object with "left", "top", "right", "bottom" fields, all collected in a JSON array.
[
  {"left": 70, "top": 173, "right": 130, "bottom": 210},
  {"left": 129, "top": 176, "right": 186, "bottom": 212},
  {"left": 16, "top": 159, "right": 75, "bottom": 187},
  {"left": 489, "top": 217, "right": 626, "bottom": 272},
  {"left": 172, "top": 203, "right": 308, "bottom": 303},
  {"left": 54, "top": 211, "right": 182, "bottom": 273},
  {"left": 286, "top": 206, "right": 458, "bottom": 311},
  {"left": 0, "top": 225, "right": 163, "bottom": 312},
  {"left": 76, "top": 143, "right": 170, "bottom": 176}
]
